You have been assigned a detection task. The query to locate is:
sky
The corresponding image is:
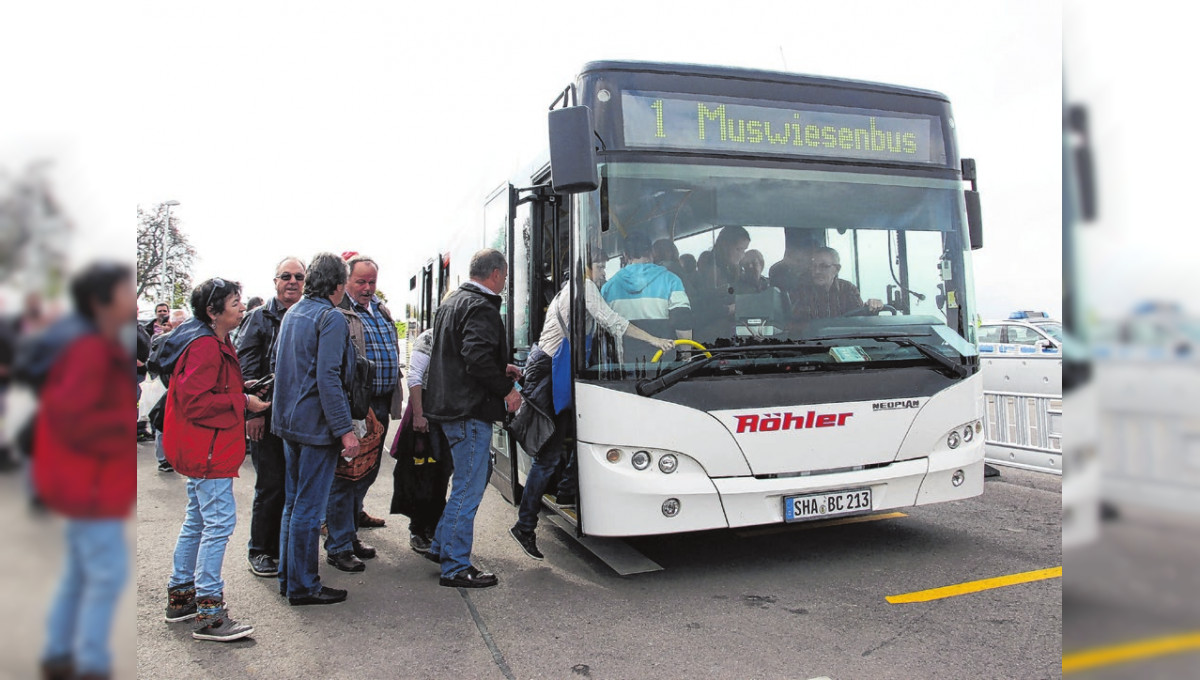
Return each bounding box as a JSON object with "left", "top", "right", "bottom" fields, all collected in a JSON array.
[{"left": 2, "top": 0, "right": 1062, "bottom": 321}]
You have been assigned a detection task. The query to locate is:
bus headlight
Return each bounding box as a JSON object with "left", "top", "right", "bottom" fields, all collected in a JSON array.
[
  {"left": 632, "top": 451, "right": 651, "bottom": 470},
  {"left": 952, "top": 469, "right": 965, "bottom": 487},
  {"left": 658, "top": 454, "right": 678, "bottom": 474},
  {"left": 962, "top": 424, "right": 974, "bottom": 443},
  {"left": 606, "top": 449, "right": 622, "bottom": 464},
  {"left": 662, "top": 498, "right": 681, "bottom": 517},
  {"left": 947, "top": 431, "right": 961, "bottom": 449}
]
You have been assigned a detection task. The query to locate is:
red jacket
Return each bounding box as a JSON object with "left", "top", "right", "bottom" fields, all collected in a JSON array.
[
  {"left": 32, "top": 333, "right": 136, "bottom": 518},
  {"left": 162, "top": 335, "right": 247, "bottom": 478}
]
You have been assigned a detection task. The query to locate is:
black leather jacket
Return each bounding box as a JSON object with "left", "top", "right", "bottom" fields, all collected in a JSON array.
[
  {"left": 236, "top": 297, "right": 287, "bottom": 381},
  {"left": 423, "top": 283, "right": 512, "bottom": 424}
]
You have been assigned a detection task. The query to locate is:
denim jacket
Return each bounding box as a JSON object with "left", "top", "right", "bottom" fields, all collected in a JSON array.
[{"left": 271, "top": 296, "right": 355, "bottom": 446}]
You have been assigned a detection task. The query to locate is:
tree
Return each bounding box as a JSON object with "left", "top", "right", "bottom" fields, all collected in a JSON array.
[{"left": 137, "top": 204, "right": 196, "bottom": 305}]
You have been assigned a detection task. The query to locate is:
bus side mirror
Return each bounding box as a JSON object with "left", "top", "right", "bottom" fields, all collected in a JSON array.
[
  {"left": 548, "top": 106, "right": 599, "bottom": 194},
  {"left": 962, "top": 158, "right": 983, "bottom": 250}
]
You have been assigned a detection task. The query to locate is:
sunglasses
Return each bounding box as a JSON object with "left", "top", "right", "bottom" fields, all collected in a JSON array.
[
  {"left": 276, "top": 272, "right": 305, "bottom": 282},
  {"left": 206, "top": 277, "right": 236, "bottom": 310}
]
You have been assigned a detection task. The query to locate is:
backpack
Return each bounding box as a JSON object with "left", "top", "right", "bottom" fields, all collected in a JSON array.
[
  {"left": 320, "top": 307, "right": 375, "bottom": 421},
  {"left": 11, "top": 315, "right": 93, "bottom": 455}
]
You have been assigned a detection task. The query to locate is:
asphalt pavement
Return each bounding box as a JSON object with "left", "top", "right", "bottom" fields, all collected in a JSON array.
[{"left": 133, "top": 438, "right": 1063, "bottom": 680}]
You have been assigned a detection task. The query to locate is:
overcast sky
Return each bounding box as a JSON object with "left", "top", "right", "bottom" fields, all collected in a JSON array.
[{"left": 3, "top": 0, "right": 1061, "bottom": 320}]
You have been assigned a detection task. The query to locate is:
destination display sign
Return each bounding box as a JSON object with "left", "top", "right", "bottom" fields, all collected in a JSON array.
[{"left": 622, "top": 91, "right": 938, "bottom": 164}]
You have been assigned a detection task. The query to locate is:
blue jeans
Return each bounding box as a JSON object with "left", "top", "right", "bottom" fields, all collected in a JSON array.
[
  {"left": 169, "top": 477, "right": 236, "bottom": 599},
  {"left": 154, "top": 430, "right": 166, "bottom": 464},
  {"left": 43, "top": 519, "right": 127, "bottom": 676},
  {"left": 325, "top": 399, "right": 389, "bottom": 554},
  {"left": 429, "top": 419, "right": 493, "bottom": 578},
  {"left": 279, "top": 439, "right": 338, "bottom": 598}
]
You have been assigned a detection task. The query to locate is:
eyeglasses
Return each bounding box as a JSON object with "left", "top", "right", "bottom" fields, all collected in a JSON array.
[
  {"left": 812, "top": 262, "right": 839, "bottom": 270},
  {"left": 275, "top": 272, "right": 305, "bottom": 282}
]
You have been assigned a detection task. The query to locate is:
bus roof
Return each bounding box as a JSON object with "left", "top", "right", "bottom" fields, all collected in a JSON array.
[{"left": 579, "top": 60, "right": 950, "bottom": 103}]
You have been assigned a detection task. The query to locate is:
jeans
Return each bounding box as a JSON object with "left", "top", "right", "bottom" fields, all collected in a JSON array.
[
  {"left": 154, "top": 430, "right": 166, "bottom": 464},
  {"left": 43, "top": 519, "right": 127, "bottom": 676},
  {"left": 279, "top": 439, "right": 338, "bottom": 598},
  {"left": 325, "top": 398, "right": 389, "bottom": 554},
  {"left": 169, "top": 477, "right": 236, "bottom": 599},
  {"left": 515, "top": 408, "right": 573, "bottom": 533},
  {"left": 428, "top": 419, "right": 493, "bottom": 578},
  {"left": 247, "top": 431, "right": 286, "bottom": 559}
]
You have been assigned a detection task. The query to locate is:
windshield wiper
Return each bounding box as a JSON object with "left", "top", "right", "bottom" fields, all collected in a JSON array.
[
  {"left": 873, "top": 335, "right": 969, "bottom": 379},
  {"left": 635, "top": 344, "right": 823, "bottom": 398}
]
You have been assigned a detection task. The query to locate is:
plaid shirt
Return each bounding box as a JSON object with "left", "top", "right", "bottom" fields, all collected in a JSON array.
[{"left": 353, "top": 297, "right": 400, "bottom": 396}]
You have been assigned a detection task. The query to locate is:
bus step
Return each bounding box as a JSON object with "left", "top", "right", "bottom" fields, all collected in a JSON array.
[{"left": 543, "top": 514, "right": 664, "bottom": 576}]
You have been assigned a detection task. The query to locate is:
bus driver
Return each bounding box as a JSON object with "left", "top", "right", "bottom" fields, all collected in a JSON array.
[{"left": 789, "top": 246, "right": 883, "bottom": 322}]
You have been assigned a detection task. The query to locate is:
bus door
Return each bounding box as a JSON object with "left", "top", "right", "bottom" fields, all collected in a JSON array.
[{"left": 485, "top": 184, "right": 520, "bottom": 504}]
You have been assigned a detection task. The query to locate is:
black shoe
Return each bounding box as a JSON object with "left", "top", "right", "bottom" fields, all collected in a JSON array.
[
  {"left": 247, "top": 554, "right": 278, "bottom": 577},
  {"left": 157, "top": 460, "right": 174, "bottom": 473},
  {"left": 554, "top": 493, "right": 577, "bottom": 507},
  {"left": 352, "top": 539, "right": 376, "bottom": 560},
  {"left": 440, "top": 565, "right": 498, "bottom": 589},
  {"left": 326, "top": 550, "right": 365, "bottom": 572},
  {"left": 423, "top": 550, "right": 442, "bottom": 565},
  {"left": 409, "top": 533, "right": 432, "bottom": 554},
  {"left": 509, "top": 526, "right": 544, "bottom": 560},
  {"left": 288, "top": 586, "right": 348, "bottom": 606}
]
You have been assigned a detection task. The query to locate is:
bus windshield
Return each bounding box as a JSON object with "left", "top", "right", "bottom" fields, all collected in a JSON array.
[{"left": 578, "top": 161, "right": 977, "bottom": 382}]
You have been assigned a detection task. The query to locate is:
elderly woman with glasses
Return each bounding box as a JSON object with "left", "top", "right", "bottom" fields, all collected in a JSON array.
[{"left": 160, "top": 277, "right": 270, "bottom": 642}]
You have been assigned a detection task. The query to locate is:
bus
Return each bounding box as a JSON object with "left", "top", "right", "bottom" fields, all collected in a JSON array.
[
  {"left": 1062, "top": 96, "right": 1100, "bottom": 549},
  {"left": 426, "top": 61, "right": 987, "bottom": 538}
]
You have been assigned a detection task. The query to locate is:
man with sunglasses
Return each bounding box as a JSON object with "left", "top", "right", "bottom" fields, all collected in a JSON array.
[
  {"left": 236, "top": 257, "right": 305, "bottom": 578},
  {"left": 789, "top": 246, "right": 883, "bottom": 323}
]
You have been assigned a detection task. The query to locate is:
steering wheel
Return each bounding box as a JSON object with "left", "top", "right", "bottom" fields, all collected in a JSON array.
[
  {"left": 843, "top": 304, "right": 899, "bottom": 317},
  {"left": 651, "top": 339, "right": 712, "bottom": 363}
]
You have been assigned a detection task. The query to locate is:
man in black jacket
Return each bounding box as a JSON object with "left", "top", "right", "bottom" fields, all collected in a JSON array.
[
  {"left": 424, "top": 249, "right": 522, "bottom": 589},
  {"left": 237, "top": 256, "right": 305, "bottom": 578}
]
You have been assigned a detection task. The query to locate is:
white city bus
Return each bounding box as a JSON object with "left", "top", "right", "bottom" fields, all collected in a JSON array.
[{"left": 422, "top": 61, "right": 987, "bottom": 538}]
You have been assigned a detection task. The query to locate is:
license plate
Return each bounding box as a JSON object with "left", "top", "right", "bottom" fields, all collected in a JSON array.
[{"left": 784, "top": 488, "right": 873, "bottom": 522}]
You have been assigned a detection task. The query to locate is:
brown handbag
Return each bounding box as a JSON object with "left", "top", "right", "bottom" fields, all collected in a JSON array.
[{"left": 335, "top": 409, "right": 385, "bottom": 481}]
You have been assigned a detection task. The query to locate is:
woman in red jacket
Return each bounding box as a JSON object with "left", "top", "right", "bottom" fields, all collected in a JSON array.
[{"left": 162, "top": 278, "right": 269, "bottom": 643}]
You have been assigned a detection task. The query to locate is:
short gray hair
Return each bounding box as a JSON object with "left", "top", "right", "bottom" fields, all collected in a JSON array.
[
  {"left": 469, "top": 248, "right": 507, "bottom": 280},
  {"left": 813, "top": 246, "right": 840, "bottom": 265},
  {"left": 275, "top": 256, "right": 306, "bottom": 275},
  {"left": 346, "top": 254, "right": 379, "bottom": 276},
  {"left": 304, "top": 252, "right": 349, "bottom": 299}
]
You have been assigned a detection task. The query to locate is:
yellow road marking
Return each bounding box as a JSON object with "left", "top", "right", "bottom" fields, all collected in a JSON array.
[
  {"left": 1063, "top": 631, "right": 1200, "bottom": 674},
  {"left": 886, "top": 566, "right": 1061, "bottom": 604},
  {"left": 736, "top": 511, "right": 907, "bottom": 537}
]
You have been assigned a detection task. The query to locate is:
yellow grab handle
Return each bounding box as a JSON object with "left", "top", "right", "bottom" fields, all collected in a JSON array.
[{"left": 651, "top": 339, "right": 712, "bottom": 363}]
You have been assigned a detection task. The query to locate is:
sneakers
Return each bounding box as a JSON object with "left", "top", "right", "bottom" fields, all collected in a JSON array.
[
  {"left": 439, "top": 565, "right": 499, "bottom": 589},
  {"left": 326, "top": 550, "right": 366, "bottom": 572},
  {"left": 192, "top": 598, "right": 254, "bottom": 642},
  {"left": 409, "top": 533, "right": 432, "bottom": 555},
  {"left": 358, "top": 510, "right": 386, "bottom": 528},
  {"left": 164, "top": 583, "right": 197, "bottom": 623},
  {"left": 157, "top": 460, "right": 174, "bottom": 473},
  {"left": 509, "top": 526, "right": 544, "bottom": 560},
  {"left": 288, "top": 585, "right": 348, "bottom": 606},
  {"left": 247, "top": 554, "right": 278, "bottom": 577}
]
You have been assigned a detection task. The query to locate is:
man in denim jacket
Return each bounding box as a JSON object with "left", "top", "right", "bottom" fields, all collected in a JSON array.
[{"left": 271, "top": 252, "right": 359, "bottom": 606}]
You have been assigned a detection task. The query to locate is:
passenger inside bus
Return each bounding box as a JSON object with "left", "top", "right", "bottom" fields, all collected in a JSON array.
[
  {"left": 738, "top": 249, "right": 771, "bottom": 293},
  {"left": 600, "top": 232, "right": 693, "bottom": 361},
  {"left": 691, "top": 225, "right": 752, "bottom": 339},
  {"left": 789, "top": 245, "right": 884, "bottom": 322},
  {"left": 768, "top": 229, "right": 819, "bottom": 293}
]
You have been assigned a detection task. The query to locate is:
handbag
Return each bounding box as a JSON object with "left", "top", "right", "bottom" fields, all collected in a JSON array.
[
  {"left": 508, "top": 394, "right": 556, "bottom": 456},
  {"left": 335, "top": 409, "right": 384, "bottom": 481}
]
